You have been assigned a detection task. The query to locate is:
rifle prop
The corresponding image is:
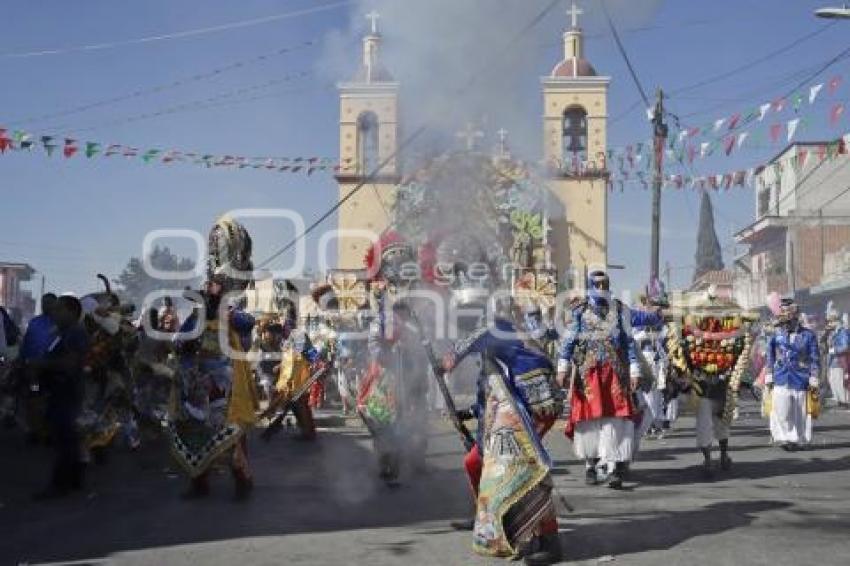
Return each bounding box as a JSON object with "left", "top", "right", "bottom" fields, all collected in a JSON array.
[
  {"left": 261, "top": 363, "right": 330, "bottom": 442},
  {"left": 406, "top": 310, "right": 475, "bottom": 451}
]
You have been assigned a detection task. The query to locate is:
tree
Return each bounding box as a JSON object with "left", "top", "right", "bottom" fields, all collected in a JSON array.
[
  {"left": 114, "top": 246, "right": 199, "bottom": 308},
  {"left": 693, "top": 190, "right": 724, "bottom": 282}
]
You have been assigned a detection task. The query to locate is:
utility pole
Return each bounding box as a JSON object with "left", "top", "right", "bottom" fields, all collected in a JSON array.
[{"left": 650, "top": 88, "right": 668, "bottom": 286}]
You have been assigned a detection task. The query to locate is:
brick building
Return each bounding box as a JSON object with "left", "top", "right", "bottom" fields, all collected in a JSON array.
[{"left": 734, "top": 139, "right": 850, "bottom": 316}]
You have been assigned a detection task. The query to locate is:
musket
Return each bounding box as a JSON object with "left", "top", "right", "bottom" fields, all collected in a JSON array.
[
  {"left": 406, "top": 310, "right": 476, "bottom": 452},
  {"left": 261, "top": 363, "right": 330, "bottom": 442}
]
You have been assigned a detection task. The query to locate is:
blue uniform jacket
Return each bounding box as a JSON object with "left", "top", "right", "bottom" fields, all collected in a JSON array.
[
  {"left": 829, "top": 327, "right": 849, "bottom": 368},
  {"left": 558, "top": 299, "right": 638, "bottom": 370},
  {"left": 454, "top": 318, "right": 553, "bottom": 444},
  {"left": 767, "top": 326, "right": 820, "bottom": 391}
]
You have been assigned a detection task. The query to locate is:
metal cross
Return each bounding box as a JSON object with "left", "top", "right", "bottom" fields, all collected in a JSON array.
[
  {"left": 496, "top": 128, "right": 509, "bottom": 156},
  {"left": 366, "top": 11, "right": 381, "bottom": 34},
  {"left": 567, "top": 1, "right": 583, "bottom": 28},
  {"left": 456, "top": 123, "right": 485, "bottom": 151}
]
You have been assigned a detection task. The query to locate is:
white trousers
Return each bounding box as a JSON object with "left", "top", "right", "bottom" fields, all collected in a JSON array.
[
  {"left": 573, "top": 417, "right": 634, "bottom": 464},
  {"left": 828, "top": 367, "right": 849, "bottom": 404},
  {"left": 695, "top": 397, "right": 729, "bottom": 448},
  {"left": 771, "top": 385, "right": 813, "bottom": 445},
  {"left": 665, "top": 397, "right": 679, "bottom": 422}
]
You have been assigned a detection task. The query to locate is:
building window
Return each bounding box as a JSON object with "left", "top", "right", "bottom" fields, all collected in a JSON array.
[
  {"left": 357, "top": 111, "right": 379, "bottom": 175},
  {"left": 758, "top": 188, "right": 770, "bottom": 217},
  {"left": 562, "top": 106, "right": 588, "bottom": 167}
]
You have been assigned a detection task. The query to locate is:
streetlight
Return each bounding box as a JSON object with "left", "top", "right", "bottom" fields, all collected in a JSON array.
[{"left": 815, "top": 4, "right": 850, "bottom": 18}]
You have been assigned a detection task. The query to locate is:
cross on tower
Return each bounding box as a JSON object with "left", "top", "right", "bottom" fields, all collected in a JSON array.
[
  {"left": 366, "top": 11, "right": 381, "bottom": 34},
  {"left": 567, "top": 1, "right": 583, "bottom": 29},
  {"left": 456, "top": 123, "right": 485, "bottom": 151},
  {"left": 496, "top": 128, "right": 509, "bottom": 156}
]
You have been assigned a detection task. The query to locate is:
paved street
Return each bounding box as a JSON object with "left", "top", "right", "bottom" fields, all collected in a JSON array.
[{"left": 1, "top": 400, "right": 849, "bottom": 566}]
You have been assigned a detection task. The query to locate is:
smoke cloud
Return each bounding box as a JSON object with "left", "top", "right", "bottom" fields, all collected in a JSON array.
[{"left": 319, "top": 0, "right": 664, "bottom": 160}]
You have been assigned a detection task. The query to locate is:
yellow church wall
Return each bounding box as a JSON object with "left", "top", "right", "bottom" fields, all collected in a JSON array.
[
  {"left": 542, "top": 77, "right": 610, "bottom": 284},
  {"left": 338, "top": 85, "right": 399, "bottom": 176},
  {"left": 336, "top": 182, "right": 397, "bottom": 270}
]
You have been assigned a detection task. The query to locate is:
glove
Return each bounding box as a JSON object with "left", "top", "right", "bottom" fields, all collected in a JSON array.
[
  {"left": 809, "top": 376, "right": 819, "bottom": 389},
  {"left": 456, "top": 409, "right": 475, "bottom": 422}
]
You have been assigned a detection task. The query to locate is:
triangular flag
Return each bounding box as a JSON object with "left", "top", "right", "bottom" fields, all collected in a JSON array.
[
  {"left": 809, "top": 83, "right": 824, "bottom": 104},
  {"left": 770, "top": 123, "right": 783, "bottom": 143},
  {"left": 773, "top": 98, "right": 786, "bottom": 112},
  {"left": 142, "top": 149, "right": 160, "bottom": 163},
  {"left": 830, "top": 103, "right": 845, "bottom": 125},
  {"left": 678, "top": 129, "right": 688, "bottom": 143},
  {"left": 85, "top": 142, "right": 100, "bottom": 158},
  {"left": 709, "top": 175, "right": 719, "bottom": 190},
  {"left": 724, "top": 136, "right": 735, "bottom": 156},
  {"left": 745, "top": 168, "right": 755, "bottom": 187},
  {"left": 0, "top": 131, "right": 10, "bottom": 154},
  {"left": 787, "top": 118, "right": 800, "bottom": 142},
  {"left": 727, "top": 113, "right": 741, "bottom": 130},
  {"left": 713, "top": 118, "right": 726, "bottom": 132},
  {"left": 816, "top": 144, "right": 827, "bottom": 162},
  {"left": 688, "top": 144, "right": 697, "bottom": 163},
  {"left": 646, "top": 107, "right": 654, "bottom": 121},
  {"left": 41, "top": 136, "right": 56, "bottom": 156},
  {"left": 63, "top": 138, "right": 78, "bottom": 158},
  {"left": 792, "top": 92, "right": 804, "bottom": 112},
  {"left": 737, "top": 131, "right": 749, "bottom": 148},
  {"left": 798, "top": 148, "right": 809, "bottom": 169},
  {"left": 758, "top": 103, "right": 771, "bottom": 121},
  {"left": 733, "top": 171, "right": 745, "bottom": 187},
  {"left": 828, "top": 75, "right": 842, "bottom": 95}
]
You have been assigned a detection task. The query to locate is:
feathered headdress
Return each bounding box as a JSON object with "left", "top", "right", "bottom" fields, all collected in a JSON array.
[{"left": 364, "top": 230, "right": 410, "bottom": 281}]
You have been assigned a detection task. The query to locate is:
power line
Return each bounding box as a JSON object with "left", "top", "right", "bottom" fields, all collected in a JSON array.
[
  {"left": 6, "top": 40, "right": 320, "bottom": 127},
  {"left": 600, "top": 0, "right": 650, "bottom": 106},
  {"left": 669, "top": 22, "right": 837, "bottom": 96},
  {"left": 256, "top": 0, "right": 564, "bottom": 270},
  {"left": 0, "top": 1, "right": 354, "bottom": 59},
  {"left": 55, "top": 70, "right": 314, "bottom": 133},
  {"left": 668, "top": 45, "right": 850, "bottom": 151},
  {"left": 613, "top": 22, "right": 839, "bottom": 124}
]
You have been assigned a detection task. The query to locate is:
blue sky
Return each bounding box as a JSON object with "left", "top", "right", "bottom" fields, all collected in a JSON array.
[{"left": 1, "top": 0, "right": 847, "bottom": 298}]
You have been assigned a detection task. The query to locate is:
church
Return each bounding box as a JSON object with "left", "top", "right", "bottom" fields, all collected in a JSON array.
[{"left": 333, "top": 4, "right": 610, "bottom": 295}]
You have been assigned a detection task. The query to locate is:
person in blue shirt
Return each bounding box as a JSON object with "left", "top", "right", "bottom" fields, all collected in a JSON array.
[
  {"left": 26, "top": 295, "right": 89, "bottom": 498},
  {"left": 558, "top": 270, "right": 641, "bottom": 489},
  {"left": 19, "top": 294, "right": 58, "bottom": 362},
  {"left": 442, "top": 308, "right": 562, "bottom": 566},
  {"left": 766, "top": 298, "right": 820, "bottom": 450},
  {"left": 826, "top": 312, "right": 850, "bottom": 407}
]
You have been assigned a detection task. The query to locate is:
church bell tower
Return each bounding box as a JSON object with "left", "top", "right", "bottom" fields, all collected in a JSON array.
[
  {"left": 542, "top": 2, "right": 610, "bottom": 285},
  {"left": 335, "top": 12, "right": 401, "bottom": 270}
]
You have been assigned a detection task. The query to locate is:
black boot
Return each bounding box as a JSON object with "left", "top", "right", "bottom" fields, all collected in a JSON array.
[
  {"left": 701, "top": 447, "right": 713, "bottom": 478},
  {"left": 378, "top": 453, "right": 400, "bottom": 487},
  {"left": 449, "top": 518, "right": 475, "bottom": 531},
  {"left": 181, "top": 475, "right": 211, "bottom": 500},
  {"left": 607, "top": 462, "right": 626, "bottom": 489},
  {"left": 719, "top": 440, "right": 732, "bottom": 471},
  {"left": 524, "top": 533, "right": 563, "bottom": 565},
  {"left": 585, "top": 458, "right": 599, "bottom": 485}
]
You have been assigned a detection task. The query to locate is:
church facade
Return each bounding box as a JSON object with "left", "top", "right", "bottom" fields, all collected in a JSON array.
[{"left": 334, "top": 5, "right": 609, "bottom": 289}]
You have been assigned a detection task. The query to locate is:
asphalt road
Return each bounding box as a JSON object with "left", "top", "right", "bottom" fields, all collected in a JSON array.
[{"left": 1, "top": 399, "right": 849, "bottom": 566}]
